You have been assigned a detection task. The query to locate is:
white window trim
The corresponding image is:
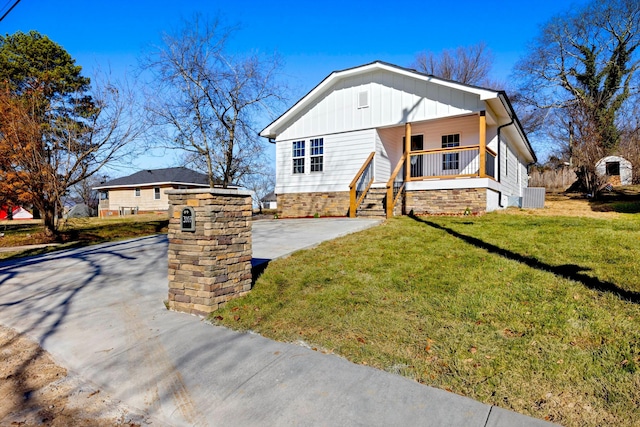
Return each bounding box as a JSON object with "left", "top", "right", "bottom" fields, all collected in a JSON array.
[
  {"left": 441, "top": 133, "right": 461, "bottom": 171},
  {"left": 310, "top": 138, "right": 324, "bottom": 173},
  {"left": 292, "top": 140, "right": 305, "bottom": 174},
  {"left": 134, "top": 188, "right": 141, "bottom": 197},
  {"left": 154, "top": 187, "right": 161, "bottom": 200}
]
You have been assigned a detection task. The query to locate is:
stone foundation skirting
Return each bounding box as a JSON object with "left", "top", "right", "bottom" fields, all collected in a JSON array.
[
  {"left": 277, "top": 191, "right": 350, "bottom": 217},
  {"left": 405, "top": 188, "right": 487, "bottom": 215}
]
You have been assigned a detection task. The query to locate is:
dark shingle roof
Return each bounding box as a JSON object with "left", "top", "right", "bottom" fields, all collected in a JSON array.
[
  {"left": 93, "top": 167, "right": 210, "bottom": 189},
  {"left": 261, "top": 191, "right": 276, "bottom": 202}
]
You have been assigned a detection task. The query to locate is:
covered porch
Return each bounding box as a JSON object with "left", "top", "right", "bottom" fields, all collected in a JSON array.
[{"left": 350, "top": 111, "right": 497, "bottom": 218}]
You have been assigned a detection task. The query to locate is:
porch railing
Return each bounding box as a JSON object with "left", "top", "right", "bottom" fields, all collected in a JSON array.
[
  {"left": 407, "top": 145, "right": 497, "bottom": 180},
  {"left": 349, "top": 152, "right": 375, "bottom": 218},
  {"left": 385, "top": 153, "right": 406, "bottom": 218},
  {"left": 485, "top": 148, "right": 496, "bottom": 178}
]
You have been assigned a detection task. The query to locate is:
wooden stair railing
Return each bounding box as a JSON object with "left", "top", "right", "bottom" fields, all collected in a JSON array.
[
  {"left": 386, "top": 153, "right": 407, "bottom": 218},
  {"left": 349, "top": 152, "right": 375, "bottom": 218}
]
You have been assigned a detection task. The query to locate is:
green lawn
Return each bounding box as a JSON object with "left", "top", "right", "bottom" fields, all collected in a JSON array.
[
  {"left": 212, "top": 213, "right": 640, "bottom": 426},
  {"left": 0, "top": 215, "right": 169, "bottom": 260}
]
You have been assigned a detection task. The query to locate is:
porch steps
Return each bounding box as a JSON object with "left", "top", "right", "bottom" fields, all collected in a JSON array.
[{"left": 356, "top": 188, "right": 387, "bottom": 218}]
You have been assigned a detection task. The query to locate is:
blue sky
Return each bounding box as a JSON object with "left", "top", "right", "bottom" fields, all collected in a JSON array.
[{"left": 2, "top": 0, "right": 587, "bottom": 172}]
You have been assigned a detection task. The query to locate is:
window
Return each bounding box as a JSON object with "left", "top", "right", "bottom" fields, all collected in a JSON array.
[
  {"left": 310, "top": 138, "right": 323, "bottom": 172},
  {"left": 606, "top": 162, "right": 620, "bottom": 176},
  {"left": 442, "top": 134, "right": 460, "bottom": 170},
  {"left": 292, "top": 140, "right": 305, "bottom": 174},
  {"left": 134, "top": 188, "right": 141, "bottom": 197},
  {"left": 154, "top": 187, "right": 161, "bottom": 200}
]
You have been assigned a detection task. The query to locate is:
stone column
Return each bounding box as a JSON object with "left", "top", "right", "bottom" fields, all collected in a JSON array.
[{"left": 166, "top": 188, "right": 253, "bottom": 316}]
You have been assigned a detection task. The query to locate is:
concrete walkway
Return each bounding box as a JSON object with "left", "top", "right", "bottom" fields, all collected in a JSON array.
[{"left": 0, "top": 219, "right": 554, "bottom": 426}]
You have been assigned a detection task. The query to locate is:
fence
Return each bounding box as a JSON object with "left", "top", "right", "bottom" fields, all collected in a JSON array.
[{"left": 529, "top": 168, "right": 577, "bottom": 192}]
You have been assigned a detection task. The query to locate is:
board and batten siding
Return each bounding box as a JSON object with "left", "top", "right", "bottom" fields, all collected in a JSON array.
[
  {"left": 497, "top": 134, "right": 529, "bottom": 200},
  {"left": 275, "top": 129, "right": 376, "bottom": 194},
  {"left": 275, "top": 70, "right": 484, "bottom": 142}
]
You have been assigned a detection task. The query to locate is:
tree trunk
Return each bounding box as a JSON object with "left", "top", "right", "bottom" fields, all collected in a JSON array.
[{"left": 42, "top": 202, "right": 57, "bottom": 237}]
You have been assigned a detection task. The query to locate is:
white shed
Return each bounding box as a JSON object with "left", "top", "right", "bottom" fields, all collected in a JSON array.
[{"left": 596, "top": 156, "right": 633, "bottom": 186}]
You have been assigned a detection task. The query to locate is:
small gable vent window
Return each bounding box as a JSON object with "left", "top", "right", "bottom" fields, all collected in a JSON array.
[{"left": 358, "top": 90, "right": 369, "bottom": 109}]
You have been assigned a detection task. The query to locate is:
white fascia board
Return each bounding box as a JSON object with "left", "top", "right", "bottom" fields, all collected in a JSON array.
[{"left": 260, "top": 61, "right": 500, "bottom": 139}]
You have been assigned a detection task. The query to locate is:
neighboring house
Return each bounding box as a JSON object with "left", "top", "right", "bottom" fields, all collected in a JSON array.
[
  {"left": 93, "top": 167, "right": 211, "bottom": 217},
  {"left": 595, "top": 155, "right": 632, "bottom": 186},
  {"left": 261, "top": 192, "right": 277, "bottom": 210},
  {"left": 260, "top": 61, "right": 537, "bottom": 217},
  {"left": 0, "top": 206, "right": 33, "bottom": 220}
]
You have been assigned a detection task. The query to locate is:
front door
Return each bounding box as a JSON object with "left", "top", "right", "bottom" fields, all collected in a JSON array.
[{"left": 403, "top": 135, "right": 424, "bottom": 178}]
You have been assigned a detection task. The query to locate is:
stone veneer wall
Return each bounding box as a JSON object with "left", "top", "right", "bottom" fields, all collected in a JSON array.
[
  {"left": 277, "top": 191, "right": 350, "bottom": 217},
  {"left": 166, "top": 189, "right": 252, "bottom": 316},
  {"left": 405, "top": 188, "right": 487, "bottom": 215}
]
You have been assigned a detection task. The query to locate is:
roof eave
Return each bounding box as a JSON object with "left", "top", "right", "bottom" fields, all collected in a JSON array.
[{"left": 92, "top": 181, "right": 211, "bottom": 191}]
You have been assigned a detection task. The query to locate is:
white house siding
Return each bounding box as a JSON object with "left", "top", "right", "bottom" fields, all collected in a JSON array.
[
  {"left": 496, "top": 133, "right": 530, "bottom": 205},
  {"left": 275, "top": 69, "right": 484, "bottom": 142},
  {"left": 275, "top": 129, "right": 376, "bottom": 194},
  {"left": 374, "top": 130, "right": 391, "bottom": 186}
]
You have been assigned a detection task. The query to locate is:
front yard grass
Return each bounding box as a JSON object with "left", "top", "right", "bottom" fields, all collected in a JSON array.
[
  {"left": 0, "top": 214, "right": 169, "bottom": 260},
  {"left": 212, "top": 213, "right": 640, "bottom": 426}
]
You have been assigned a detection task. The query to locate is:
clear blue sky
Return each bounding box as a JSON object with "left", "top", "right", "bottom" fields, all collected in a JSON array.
[{"left": 1, "top": 0, "right": 587, "bottom": 172}]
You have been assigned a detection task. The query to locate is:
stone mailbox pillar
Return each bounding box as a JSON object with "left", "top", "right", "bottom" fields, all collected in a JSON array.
[{"left": 166, "top": 188, "right": 253, "bottom": 316}]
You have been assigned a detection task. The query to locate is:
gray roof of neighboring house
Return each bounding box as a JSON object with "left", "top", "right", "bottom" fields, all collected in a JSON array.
[
  {"left": 93, "top": 167, "right": 210, "bottom": 190},
  {"left": 261, "top": 191, "right": 276, "bottom": 202}
]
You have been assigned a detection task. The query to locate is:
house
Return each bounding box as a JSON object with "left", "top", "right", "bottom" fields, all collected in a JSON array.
[
  {"left": 261, "top": 192, "right": 278, "bottom": 210},
  {"left": 93, "top": 167, "right": 211, "bottom": 217},
  {"left": 595, "top": 155, "right": 632, "bottom": 186},
  {"left": 260, "top": 61, "right": 536, "bottom": 217},
  {"left": 0, "top": 206, "right": 33, "bottom": 220}
]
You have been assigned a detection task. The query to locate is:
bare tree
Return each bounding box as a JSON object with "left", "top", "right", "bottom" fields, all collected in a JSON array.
[
  {"left": 513, "top": 0, "right": 640, "bottom": 195},
  {"left": 244, "top": 170, "right": 275, "bottom": 213},
  {"left": 0, "top": 72, "right": 145, "bottom": 234},
  {"left": 411, "top": 42, "right": 496, "bottom": 87},
  {"left": 142, "top": 15, "right": 286, "bottom": 188}
]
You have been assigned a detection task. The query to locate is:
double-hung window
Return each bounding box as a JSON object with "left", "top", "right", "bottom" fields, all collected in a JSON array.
[
  {"left": 154, "top": 187, "right": 161, "bottom": 200},
  {"left": 310, "top": 138, "right": 323, "bottom": 172},
  {"left": 442, "top": 134, "right": 460, "bottom": 170},
  {"left": 292, "top": 140, "right": 305, "bottom": 174}
]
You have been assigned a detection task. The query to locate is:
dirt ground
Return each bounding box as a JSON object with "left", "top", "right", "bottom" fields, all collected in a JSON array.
[
  {"left": 0, "top": 325, "right": 150, "bottom": 426},
  {"left": 499, "top": 192, "right": 632, "bottom": 219}
]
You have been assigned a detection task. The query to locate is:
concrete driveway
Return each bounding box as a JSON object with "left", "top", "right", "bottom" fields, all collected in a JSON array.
[
  {"left": 252, "top": 217, "right": 381, "bottom": 264},
  {"left": 0, "top": 218, "right": 554, "bottom": 426}
]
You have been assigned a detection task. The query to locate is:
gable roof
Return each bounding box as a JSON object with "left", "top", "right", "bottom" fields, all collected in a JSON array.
[
  {"left": 260, "top": 60, "right": 536, "bottom": 163},
  {"left": 93, "top": 167, "right": 210, "bottom": 190}
]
